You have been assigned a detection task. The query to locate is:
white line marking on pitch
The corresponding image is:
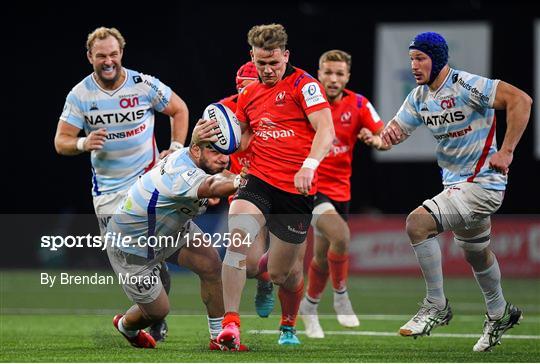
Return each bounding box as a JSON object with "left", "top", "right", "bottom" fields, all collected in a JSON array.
[
  {"left": 248, "top": 330, "right": 540, "bottom": 340},
  {"left": 2, "top": 309, "right": 540, "bottom": 324}
]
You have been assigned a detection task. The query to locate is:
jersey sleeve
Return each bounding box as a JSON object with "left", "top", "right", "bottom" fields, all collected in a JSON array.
[
  {"left": 235, "top": 89, "right": 248, "bottom": 124},
  {"left": 172, "top": 167, "right": 209, "bottom": 199},
  {"left": 456, "top": 71, "right": 500, "bottom": 110},
  {"left": 139, "top": 73, "right": 172, "bottom": 112},
  {"left": 357, "top": 95, "right": 384, "bottom": 133},
  {"left": 59, "top": 91, "right": 84, "bottom": 129},
  {"left": 294, "top": 74, "right": 330, "bottom": 115},
  {"left": 393, "top": 89, "right": 423, "bottom": 135}
]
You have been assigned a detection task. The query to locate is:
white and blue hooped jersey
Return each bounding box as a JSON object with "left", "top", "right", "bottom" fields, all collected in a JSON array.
[
  {"left": 395, "top": 68, "right": 506, "bottom": 190},
  {"left": 60, "top": 68, "right": 172, "bottom": 196},
  {"left": 108, "top": 148, "right": 209, "bottom": 258}
]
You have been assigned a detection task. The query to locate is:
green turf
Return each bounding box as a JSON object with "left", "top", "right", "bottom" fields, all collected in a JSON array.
[{"left": 1, "top": 270, "right": 539, "bottom": 362}]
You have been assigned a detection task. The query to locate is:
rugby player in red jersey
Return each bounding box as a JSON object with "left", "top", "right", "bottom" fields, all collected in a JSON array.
[
  {"left": 298, "top": 50, "right": 387, "bottom": 338},
  {"left": 216, "top": 24, "right": 335, "bottom": 349},
  {"left": 220, "top": 62, "right": 276, "bottom": 318}
]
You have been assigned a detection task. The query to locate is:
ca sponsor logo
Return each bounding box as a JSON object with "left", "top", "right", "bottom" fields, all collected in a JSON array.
[
  {"left": 119, "top": 97, "right": 139, "bottom": 109},
  {"left": 440, "top": 97, "right": 456, "bottom": 110}
]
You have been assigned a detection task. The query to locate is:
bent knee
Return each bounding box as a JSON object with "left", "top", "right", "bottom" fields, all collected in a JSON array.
[
  {"left": 269, "top": 271, "right": 289, "bottom": 286},
  {"left": 406, "top": 208, "right": 438, "bottom": 243}
]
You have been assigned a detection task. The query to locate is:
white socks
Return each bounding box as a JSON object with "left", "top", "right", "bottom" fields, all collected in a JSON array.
[
  {"left": 118, "top": 317, "right": 138, "bottom": 338},
  {"left": 412, "top": 237, "right": 446, "bottom": 308},
  {"left": 473, "top": 257, "right": 506, "bottom": 319},
  {"left": 208, "top": 316, "right": 223, "bottom": 340}
]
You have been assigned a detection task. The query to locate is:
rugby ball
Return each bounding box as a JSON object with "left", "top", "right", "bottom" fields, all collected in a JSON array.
[{"left": 202, "top": 103, "right": 241, "bottom": 155}]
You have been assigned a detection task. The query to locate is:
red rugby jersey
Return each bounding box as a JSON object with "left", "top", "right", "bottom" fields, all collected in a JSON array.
[
  {"left": 235, "top": 65, "right": 330, "bottom": 195},
  {"left": 317, "top": 90, "right": 383, "bottom": 201}
]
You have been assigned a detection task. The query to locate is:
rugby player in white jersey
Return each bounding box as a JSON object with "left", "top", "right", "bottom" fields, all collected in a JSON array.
[
  {"left": 374, "top": 32, "right": 532, "bottom": 352},
  {"left": 54, "top": 27, "right": 191, "bottom": 341},
  {"left": 107, "top": 120, "right": 246, "bottom": 350}
]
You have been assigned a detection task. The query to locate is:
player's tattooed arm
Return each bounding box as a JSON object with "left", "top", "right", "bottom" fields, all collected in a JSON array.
[
  {"left": 197, "top": 170, "right": 243, "bottom": 199},
  {"left": 380, "top": 119, "right": 409, "bottom": 147},
  {"left": 358, "top": 127, "right": 391, "bottom": 150}
]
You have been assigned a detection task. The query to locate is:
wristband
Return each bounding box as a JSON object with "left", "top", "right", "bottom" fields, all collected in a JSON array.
[
  {"left": 170, "top": 141, "right": 184, "bottom": 151},
  {"left": 302, "top": 157, "right": 319, "bottom": 170},
  {"left": 233, "top": 175, "right": 242, "bottom": 189},
  {"left": 76, "top": 137, "right": 87, "bottom": 152}
]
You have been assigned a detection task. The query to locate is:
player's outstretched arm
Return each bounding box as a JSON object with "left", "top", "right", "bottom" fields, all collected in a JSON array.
[
  {"left": 294, "top": 108, "right": 335, "bottom": 195},
  {"left": 197, "top": 170, "right": 242, "bottom": 199},
  {"left": 159, "top": 92, "right": 189, "bottom": 158},
  {"left": 488, "top": 81, "right": 533, "bottom": 175},
  {"left": 380, "top": 119, "right": 408, "bottom": 147},
  {"left": 358, "top": 127, "right": 392, "bottom": 150},
  {"left": 54, "top": 120, "right": 107, "bottom": 156}
]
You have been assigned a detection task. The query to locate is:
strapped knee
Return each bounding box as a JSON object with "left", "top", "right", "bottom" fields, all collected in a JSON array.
[
  {"left": 223, "top": 250, "right": 247, "bottom": 270},
  {"left": 228, "top": 214, "right": 261, "bottom": 242},
  {"left": 454, "top": 228, "right": 491, "bottom": 252},
  {"left": 311, "top": 202, "right": 335, "bottom": 237}
]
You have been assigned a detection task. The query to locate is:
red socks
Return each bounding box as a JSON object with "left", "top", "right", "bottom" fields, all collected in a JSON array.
[
  {"left": 307, "top": 260, "right": 329, "bottom": 300},
  {"left": 279, "top": 280, "right": 304, "bottom": 327},
  {"left": 328, "top": 251, "right": 349, "bottom": 293}
]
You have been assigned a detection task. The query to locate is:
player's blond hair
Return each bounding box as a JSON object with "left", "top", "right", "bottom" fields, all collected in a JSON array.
[
  {"left": 86, "top": 27, "right": 126, "bottom": 52},
  {"left": 319, "top": 50, "right": 352, "bottom": 71},
  {"left": 247, "top": 24, "right": 288, "bottom": 51}
]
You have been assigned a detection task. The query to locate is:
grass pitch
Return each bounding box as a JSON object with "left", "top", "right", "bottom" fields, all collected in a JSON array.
[{"left": 1, "top": 270, "right": 539, "bottom": 362}]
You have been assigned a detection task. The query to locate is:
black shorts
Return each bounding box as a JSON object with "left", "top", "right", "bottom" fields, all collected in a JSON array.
[
  {"left": 235, "top": 174, "right": 313, "bottom": 244},
  {"left": 314, "top": 192, "right": 350, "bottom": 221}
]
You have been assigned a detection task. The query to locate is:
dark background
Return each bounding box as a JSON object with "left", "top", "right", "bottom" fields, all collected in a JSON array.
[{"left": 5, "top": 1, "right": 539, "bottom": 214}]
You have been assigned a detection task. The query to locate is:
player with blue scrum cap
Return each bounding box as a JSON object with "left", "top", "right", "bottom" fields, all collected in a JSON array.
[{"left": 380, "top": 32, "right": 531, "bottom": 352}]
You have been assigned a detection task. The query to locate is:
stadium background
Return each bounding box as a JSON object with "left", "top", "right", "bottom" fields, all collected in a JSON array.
[
  {"left": 2, "top": 1, "right": 539, "bottom": 271},
  {"left": 1, "top": 3, "right": 539, "bottom": 361}
]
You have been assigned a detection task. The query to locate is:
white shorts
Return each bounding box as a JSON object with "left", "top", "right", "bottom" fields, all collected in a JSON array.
[
  {"left": 106, "top": 220, "right": 201, "bottom": 303},
  {"left": 422, "top": 182, "right": 504, "bottom": 232},
  {"left": 93, "top": 189, "right": 128, "bottom": 235},
  {"left": 107, "top": 246, "right": 164, "bottom": 304}
]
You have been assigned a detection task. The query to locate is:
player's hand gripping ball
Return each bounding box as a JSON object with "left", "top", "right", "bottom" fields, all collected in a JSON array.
[{"left": 202, "top": 103, "right": 241, "bottom": 155}]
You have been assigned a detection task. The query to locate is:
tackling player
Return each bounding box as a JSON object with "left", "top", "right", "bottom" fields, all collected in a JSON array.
[
  {"left": 380, "top": 32, "right": 531, "bottom": 352},
  {"left": 217, "top": 24, "right": 335, "bottom": 349},
  {"left": 299, "top": 50, "right": 386, "bottom": 338},
  {"left": 108, "top": 121, "right": 245, "bottom": 350}
]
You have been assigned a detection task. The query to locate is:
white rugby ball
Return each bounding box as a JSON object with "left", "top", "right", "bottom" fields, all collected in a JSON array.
[{"left": 202, "top": 103, "right": 241, "bottom": 155}]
